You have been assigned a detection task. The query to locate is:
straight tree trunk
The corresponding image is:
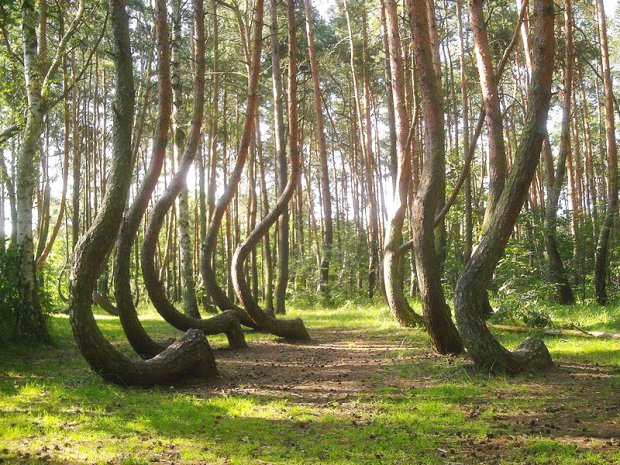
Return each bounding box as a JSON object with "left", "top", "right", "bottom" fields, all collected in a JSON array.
[
  {"left": 271, "top": 0, "right": 290, "bottom": 315},
  {"left": 170, "top": 0, "right": 200, "bottom": 319},
  {"left": 304, "top": 0, "right": 333, "bottom": 297},
  {"left": 468, "top": 0, "right": 507, "bottom": 225},
  {"left": 543, "top": 0, "right": 575, "bottom": 305},
  {"left": 593, "top": 0, "right": 618, "bottom": 305},
  {"left": 15, "top": 0, "right": 51, "bottom": 342}
]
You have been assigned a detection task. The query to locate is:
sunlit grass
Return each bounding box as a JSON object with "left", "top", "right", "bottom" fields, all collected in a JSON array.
[{"left": 0, "top": 301, "right": 618, "bottom": 464}]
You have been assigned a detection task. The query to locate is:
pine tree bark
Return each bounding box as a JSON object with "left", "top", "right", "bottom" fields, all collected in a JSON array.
[
  {"left": 70, "top": 0, "right": 218, "bottom": 386},
  {"left": 304, "top": 0, "right": 333, "bottom": 297},
  {"left": 141, "top": 0, "right": 246, "bottom": 349},
  {"left": 381, "top": 0, "right": 425, "bottom": 328},
  {"left": 408, "top": 0, "right": 463, "bottom": 355},
  {"left": 543, "top": 0, "right": 575, "bottom": 305},
  {"left": 455, "top": 0, "right": 555, "bottom": 373},
  {"left": 593, "top": 0, "right": 618, "bottom": 305},
  {"left": 114, "top": 0, "right": 173, "bottom": 359},
  {"left": 231, "top": 0, "right": 309, "bottom": 341},
  {"left": 199, "top": 1, "right": 263, "bottom": 329},
  {"left": 271, "top": 0, "right": 290, "bottom": 315}
]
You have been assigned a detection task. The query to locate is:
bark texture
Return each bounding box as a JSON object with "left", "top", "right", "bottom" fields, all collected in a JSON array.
[
  {"left": 199, "top": 1, "right": 264, "bottom": 328},
  {"left": 382, "top": 0, "right": 425, "bottom": 328},
  {"left": 69, "top": 0, "right": 218, "bottom": 386},
  {"left": 455, "top": 0, "right": 555, "bottom": 373},
  {"left": 543, "top": 0, "right": 575, "bottom": 305},
  {"left": 141, "top": 0, "right": 246, "bottom": 349},
  {"left": 408, "top": 0, "right": 463, "bottom": 355},
  {"left": 114, "top": 0, "right": 172, "bottom": 359},
  {"left": 231, "top": 0, "right": 310, "bottom": 341},
  {"left": 593, "top": 0, "right": 618, "bottom": 305}
]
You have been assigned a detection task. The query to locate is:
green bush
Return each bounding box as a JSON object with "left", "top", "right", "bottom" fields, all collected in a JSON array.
[{"left": 0, "top": 247, "right": 20, "bottom": 342}]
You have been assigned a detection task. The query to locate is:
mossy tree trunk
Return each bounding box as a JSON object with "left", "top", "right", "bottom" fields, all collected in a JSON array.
[
  {"left": 69, "top": 0, "right": 217, "bottom": 386},
  {"left": 455, "top": 0, "right": 555, "bottom": 373}
]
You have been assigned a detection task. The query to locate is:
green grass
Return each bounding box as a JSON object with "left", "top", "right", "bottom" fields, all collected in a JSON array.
[{"left": 0, "top": 302, "right": 619, "bottom": 464}]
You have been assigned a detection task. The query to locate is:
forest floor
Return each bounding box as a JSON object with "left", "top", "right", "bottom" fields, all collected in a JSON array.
[{"left": 1, "top": 302, "right": 619, "bottom": 464}]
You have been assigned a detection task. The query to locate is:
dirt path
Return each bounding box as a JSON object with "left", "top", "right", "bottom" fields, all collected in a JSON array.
[{"left": 209, "top": 328, "right": 620, "bottom": 461}]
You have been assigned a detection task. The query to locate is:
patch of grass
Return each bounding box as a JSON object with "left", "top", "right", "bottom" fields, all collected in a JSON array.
[{"left": 0, "top": 302, "right": 618, "bottom": 464}]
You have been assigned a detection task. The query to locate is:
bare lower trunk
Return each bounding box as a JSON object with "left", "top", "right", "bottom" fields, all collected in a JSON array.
[
  {"left": 381, "top": 0, "right": 425, "bottom": 328},
  {"left": 114, "top": 0, "right": 172, "bottom": 359},
  {"left": 593, "top": 0, "right": 618, "bottom": 305},
  {"left": 408, "top": 0, "right": 463, "bottom": 355},
  {"left": 304, "top": 0, "right": 332, "bottom": 297},
  {"left": 543, "top": 0, "right": 574, "bottom": 305},
  {"left": 271, "top": 0, "right": 289, "bottom": 315},
  {"left": 16, "top": 0, "right": 49, "bottom": 342}
]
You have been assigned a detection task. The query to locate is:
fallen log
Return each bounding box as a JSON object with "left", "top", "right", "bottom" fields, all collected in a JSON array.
[{"left": 491, "top": 324, "right": 620, "bottom": 340}]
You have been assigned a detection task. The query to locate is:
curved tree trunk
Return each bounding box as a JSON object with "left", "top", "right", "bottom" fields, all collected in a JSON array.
[
  {"left": 381, "top": 0, "right": 425, "bottom": 328},
  {"left": 593, "top": 0, "right": 618, "bottom": 305},
  {"left": 455, "top": 0, "right": 555, "bottom": 373},
  {"left": 408, "top": 0, "right": 463, "bottom": 355},
  {"left": 543, "top": 0, "right": 575, "bottom": 305},
  {"left": 231, "top": 0, "right": 309, "bottom": 342},
  {"left": 92, "top": 290, "right": 118, "bottom": 316},
  {"left": 199, "top": 2, "right": 264, "bottom": 329},
  {"left": 70, "top": 0, "right": 218, "bottom": 386},
  {"left": 113, "top": 0, "right": 172, "bottom": 359},
  {"left": 141, "top": 0, "right": 246, "bottom": 349}
]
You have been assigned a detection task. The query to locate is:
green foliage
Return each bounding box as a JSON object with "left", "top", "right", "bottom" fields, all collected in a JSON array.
[
  {"left": 0, "top": 247, "right": 55, "bottom": 344},
  {"left": 492, "top": 294, "right": 555, "bottom": 329},
  {"left": 0, "top": 247, "right": 19, "bottom": 343}
]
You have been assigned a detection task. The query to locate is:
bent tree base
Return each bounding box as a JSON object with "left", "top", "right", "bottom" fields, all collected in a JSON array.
[
  {"left": 231, "top": 0, "right": 309, "bottom": 343},
  {"left": 454, "top": 0, "right": 555, "bottom": 373},
  {"left": 456, "top": 287, "right": 552, "bottom": 374},
  {"left": 69, "top": 0, "right": 218, "bottom": 387}
]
